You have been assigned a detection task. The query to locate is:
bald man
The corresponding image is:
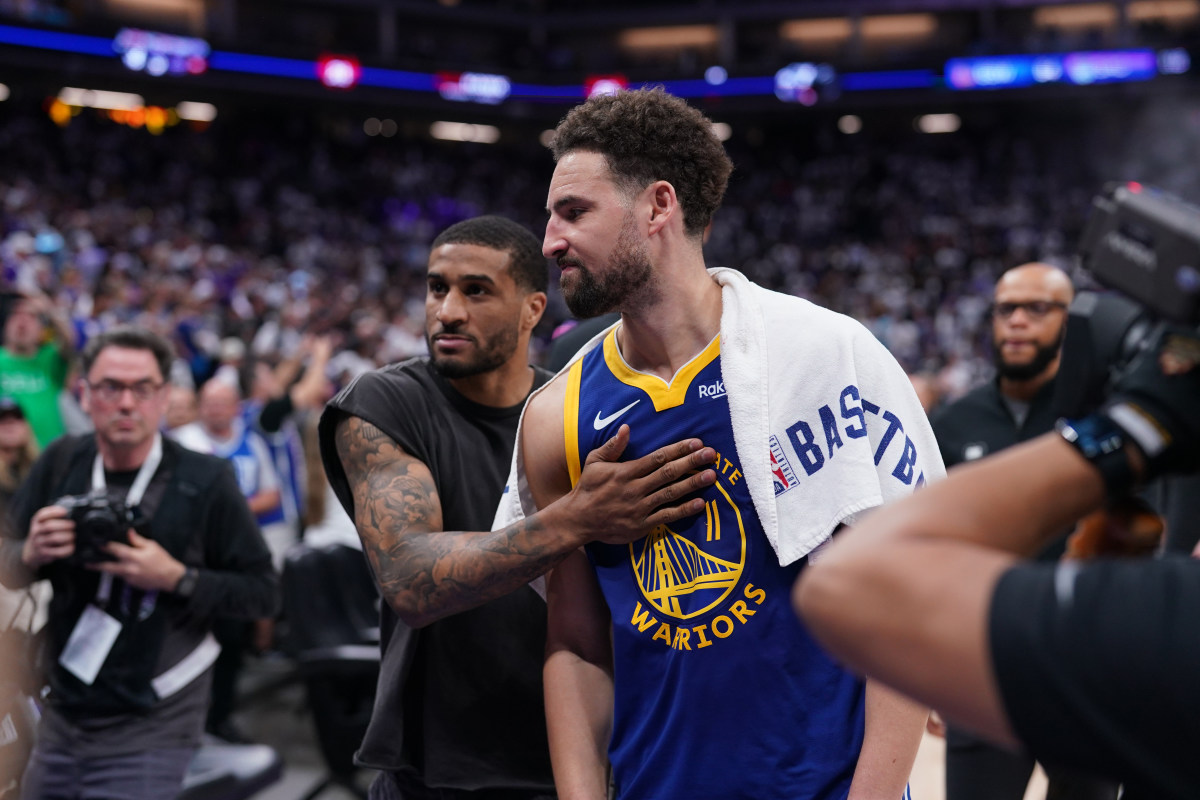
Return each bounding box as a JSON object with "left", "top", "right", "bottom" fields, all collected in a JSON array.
[{"left": 925, "top": 264, "right": 1116, "bottom": 800}]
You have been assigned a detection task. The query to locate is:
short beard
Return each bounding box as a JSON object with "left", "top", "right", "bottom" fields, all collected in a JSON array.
[
  {"left": 561, "top": 211, "right": 657, "bottom": 319},
  {"left": 993, "top": 325, "right": 1065, "bottom": 382},
  {"left": 427, "top": 325, "right": 518, "bottom": 379}
]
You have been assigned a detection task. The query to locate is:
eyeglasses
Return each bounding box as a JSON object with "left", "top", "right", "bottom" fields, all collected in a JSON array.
[
  {"left": 991, "top": 301, "right": 1067, "bottom": 320},
  {"left": 87, "top": 379, "right": 165, "bottom": 403}
]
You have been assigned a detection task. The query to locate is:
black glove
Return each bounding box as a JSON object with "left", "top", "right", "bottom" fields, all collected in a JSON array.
[{"left": 1101, "top": 324, "right": 1200, "bottom": 481}]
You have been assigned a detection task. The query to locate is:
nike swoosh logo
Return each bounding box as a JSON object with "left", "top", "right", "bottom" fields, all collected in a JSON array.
[{"left": 593, "top": 399, "right": 641, "bottom": 430}]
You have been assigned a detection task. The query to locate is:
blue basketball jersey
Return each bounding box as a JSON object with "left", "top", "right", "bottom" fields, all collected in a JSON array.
[{"left": 565, "top": 331, "right": 868, "bottom": 800}]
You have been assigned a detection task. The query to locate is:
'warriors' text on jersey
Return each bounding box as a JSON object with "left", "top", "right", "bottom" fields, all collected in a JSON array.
[{"left": 565, "top": 331, "right": 867, "bottom": 800}]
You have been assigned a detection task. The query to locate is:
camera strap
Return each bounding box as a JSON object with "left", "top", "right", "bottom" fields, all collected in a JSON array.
[
  {"left": 59, "top": 435, "right": 168, "bottom": 687},
  {"left": 90, "top": 434, "right": 164, "bottom": 613}
]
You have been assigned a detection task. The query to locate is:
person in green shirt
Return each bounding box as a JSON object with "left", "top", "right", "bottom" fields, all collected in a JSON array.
[{"left": 0, "top": 292, "right": 75, "bottom": 448}]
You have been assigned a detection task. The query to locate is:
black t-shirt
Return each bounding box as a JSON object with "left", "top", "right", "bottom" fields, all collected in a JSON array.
[
  {"left": 990, "top": 557, "right": 1200, "bottom": 800},
  {"left": 932, "top": 377, "right": 1068, "bottom": 562},
  {"left": 319, "top": 358, "right": 554, "bottom": 793}
]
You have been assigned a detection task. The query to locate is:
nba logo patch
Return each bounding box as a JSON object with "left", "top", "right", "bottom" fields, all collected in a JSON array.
[{"left": 769, "top": 435, "right": 798, "bottom": 497}]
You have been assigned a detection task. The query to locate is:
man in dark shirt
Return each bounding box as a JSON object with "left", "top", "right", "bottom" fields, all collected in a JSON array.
[
  {"left": 319, "top": 216, "right": 715, "bottom": 799},
  {"left": 931, "top": 263, "right": 1115, "bottom": 800},
  {"left": 0, "top": 326, "right": 277, "bottom": 799}
]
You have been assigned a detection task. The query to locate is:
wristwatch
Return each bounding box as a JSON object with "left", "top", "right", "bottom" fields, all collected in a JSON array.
[
  {"left": 1055, "top": 414, "right": 1137, "bottom": 496},
  {"left": 175, "top": 566, "right": 200, "bottom": 598}
]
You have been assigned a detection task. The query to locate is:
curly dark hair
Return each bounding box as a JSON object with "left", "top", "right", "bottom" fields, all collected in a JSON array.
[
  {"left": 549, "top": 88, "right": 733, "bottom": 238},
  {"left": 431, "top": 215, "right": 548, "bottom": 294}
]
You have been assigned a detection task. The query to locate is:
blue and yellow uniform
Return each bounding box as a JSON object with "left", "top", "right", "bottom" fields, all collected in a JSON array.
[{"left": 565, "top": 330, "right": 870, "bottom": 800}]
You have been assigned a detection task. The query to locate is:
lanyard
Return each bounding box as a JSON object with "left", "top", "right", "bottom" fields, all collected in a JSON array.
[
  {"left": 92, "top": 433, "right": 163, "bottom": 507},
  {"left": 92, "top": 434, "right": 162, "bottom": 616}
]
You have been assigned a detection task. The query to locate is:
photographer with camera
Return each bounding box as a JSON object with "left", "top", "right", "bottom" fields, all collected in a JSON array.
[
  {"left": 0, "top": 326, "right": 277, "bottom": 799},
  {"left": 793, "top": 315, "right": 1200, "bottom": 798}
]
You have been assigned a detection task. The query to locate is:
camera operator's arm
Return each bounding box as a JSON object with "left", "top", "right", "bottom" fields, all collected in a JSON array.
[
  {"left": 794, "top": 325, "right": 1199, "bottom": 747},
  {"left": 796, "top": 434, "right": 1108, "bottom": 746}
]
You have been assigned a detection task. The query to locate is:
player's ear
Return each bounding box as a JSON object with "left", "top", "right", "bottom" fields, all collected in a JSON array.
[
  {"left": 523, "top": 291, "right": 547, "bottom": 331},
  {"left": 647, "top": 180, "right": 678, "bottom": 235}
]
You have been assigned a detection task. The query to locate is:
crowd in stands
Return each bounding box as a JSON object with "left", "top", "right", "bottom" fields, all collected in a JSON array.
[{"left": 1, "top": 94, "right": 1196, "bottom": 420}]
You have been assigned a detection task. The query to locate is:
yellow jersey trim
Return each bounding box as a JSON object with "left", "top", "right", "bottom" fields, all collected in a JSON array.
[
  {"left": 602, "top": 331, "right": 721, "bottom": 412},
  {"left": 564, "top": 359, "right": 584, "bottom": 488}
]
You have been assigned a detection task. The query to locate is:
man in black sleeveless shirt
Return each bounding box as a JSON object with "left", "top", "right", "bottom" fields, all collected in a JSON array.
[{"left": 319, "top": 216, "right": 716, "bottom": 799}]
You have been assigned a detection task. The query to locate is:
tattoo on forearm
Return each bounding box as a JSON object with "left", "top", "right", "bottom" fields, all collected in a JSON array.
[{"left": 335, "top": 416, "right": 568, "bottom": 624}]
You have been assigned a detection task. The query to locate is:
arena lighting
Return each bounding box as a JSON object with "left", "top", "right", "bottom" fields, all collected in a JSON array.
[
  {"left": 435, "top": 72, "right": 511, "bottom": 104},
  {"left": 1159, "top": 48, "right": 1191, "bottom": 74},
  {"left": 585, "top": 75, "right": 628, "bottom": 98},
  {"left": 1033, "top": 3, "right": 1118, "bottom": 30},
  {"left": 0, "top": 23, "right": 112, "bottom": 55},
  {"left": 380, "top": 118, "right": 397, "bottom": 137},
  {"left": 705, "top": 66, "right": 728, "bottom": 85},
  {"left": 429, "top": 121, "right": 500, "bottom": 144},
  {"left": 780, "top": 18, "right": 853, "bottom": 45},
  {"left": 1129, "top": 0, "right": 1200, "bottom": 22},
  {"left": 317, "top": 54, "right": 361, "bottom": 89},
  {"left": 5, "top": 21, "right": 1184, "bottom": 104},
  {"left": 840, "top": 70, "right": 934, "bottom": 90},
  {"left": 175, "top": 101, "right": 216, "bottom": 122},
  {"left": 0, "top": 83, "right": 9, "bottom": 102},
  {"left": 838, "top": 115, "right": 862, "bottom": 134},
  {"left": 618, "top": 25, "right": 719, "bottom": 50},
  {"left": 860, "top": 14, "right": 937, "bottom": 41},
  {"left": 711, "top": 122, "right": 732, "bottom": 142},
  {"left": 539, "top": 129, "right": 556, "bottom": 147},
  {"left": 946, "top": 50, "right": 1159, "bottom": 90},
  {"left": 774, "top": 62, "right": 837, "bottom": 105},
  {"left": 916, "top": 113, "right": 961, "bottom": 134},
  {"left": 57, "top": 87, "right": 145, "bottom": 110},
  {"left": 114, "top": 27, "right": 209, "bottom": 76},
  {"left": 364, "top": 117, "right": 382, "bottom": 136}
]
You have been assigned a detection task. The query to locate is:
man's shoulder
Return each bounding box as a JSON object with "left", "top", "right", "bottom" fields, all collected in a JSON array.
[
  {"left": 320, "top": 358, "right": 443, "bottom": 455},
  {"left": 165, "top": 438, "right": 235, "bottom": 488},
  {"left": 331, "top": 358, "right": 435, "bottom": 410}
]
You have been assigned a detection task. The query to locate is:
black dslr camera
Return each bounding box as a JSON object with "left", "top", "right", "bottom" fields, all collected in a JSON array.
[
  {"left": 1053, "top": 183, "right": 1200, "bottom": 418},
  {"left": 56, "top": 490, "right": 143, "bottom": 564}
]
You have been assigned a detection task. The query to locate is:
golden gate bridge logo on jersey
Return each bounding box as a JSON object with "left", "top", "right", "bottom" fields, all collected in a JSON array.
[{"left": 631, "top": 482, "right": 747, "bottom": 619}]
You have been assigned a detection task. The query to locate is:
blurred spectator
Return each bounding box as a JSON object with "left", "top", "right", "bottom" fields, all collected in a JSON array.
[
  {"left": 0, "top": 395, "right": 44, "bottom": 634},
  {"left": 193, "top": 381, "right": 289, "bottom": 568},
  {"left": 164, "top": 384, "right": 199, "bottom": 434},
  {"left": 0, "top": 292, "right": 76, "bottom": 448},
  {"left": 907, "top": 372, "right": 942, "bottom": 416},
  {"left": 0, "top": 397, "right": 37, "bottom": 515},
  {"left": 0, "top": 97, "right": 1196, "bottom": 412}
]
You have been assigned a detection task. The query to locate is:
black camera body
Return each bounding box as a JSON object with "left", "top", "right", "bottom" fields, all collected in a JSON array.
[
  {"left": 1053, "top": 183, "right": 1200, "bottom": 419},
  {"left": 56, "top": 490, "right": 141, "bottom": 564}
]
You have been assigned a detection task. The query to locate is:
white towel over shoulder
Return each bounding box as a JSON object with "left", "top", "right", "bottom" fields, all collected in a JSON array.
[{"left": 494, "top": 267, "right": 945, "bottom": 569}]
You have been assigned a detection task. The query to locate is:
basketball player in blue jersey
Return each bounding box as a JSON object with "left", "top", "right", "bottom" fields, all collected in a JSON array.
[{"left": 519, "top": 89, "right": 938, "bottom": 799}]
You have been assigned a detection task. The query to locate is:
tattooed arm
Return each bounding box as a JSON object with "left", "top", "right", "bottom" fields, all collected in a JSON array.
[{"left": 333, "top": 411, "right": 715, "bottom": 628}]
